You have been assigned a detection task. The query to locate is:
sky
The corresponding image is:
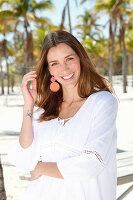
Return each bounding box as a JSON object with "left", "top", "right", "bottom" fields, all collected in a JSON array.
[
  {"left": 0, "top": 0, "right": 108, "bottom": 42},
  {"left": 36, "top": 0, "right": 109, "bottom": 39},
  {"left": 36, "top": 0, "right": 96, "bottom": 38}
]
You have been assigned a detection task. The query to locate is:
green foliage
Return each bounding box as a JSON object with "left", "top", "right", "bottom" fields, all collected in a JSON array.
[
  {"left": 127, "top": 39, "right": 133, "bottom": 49},
  {"left": 95, "top": 0, "right": 116, "bottom": 11},
  {"left": 82, "top": 37, "right": 104, "bottom": 57},
  {"left": 0, "top": 0, "right": 133, "bottom": 89}
]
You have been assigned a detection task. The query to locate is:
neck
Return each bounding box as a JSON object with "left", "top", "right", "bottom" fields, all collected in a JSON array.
[{"left": 62, "top": 85, "right": 83, "bottom": 104}]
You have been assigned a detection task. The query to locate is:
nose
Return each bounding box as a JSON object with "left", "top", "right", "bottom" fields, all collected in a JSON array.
[{"left": 60, "top": 62, "right": 70, "bottom": 75}]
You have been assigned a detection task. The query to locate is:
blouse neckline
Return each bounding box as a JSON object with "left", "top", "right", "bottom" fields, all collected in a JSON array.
[{"left": 56, "top": 93, "right": 94, "bottom": 127}]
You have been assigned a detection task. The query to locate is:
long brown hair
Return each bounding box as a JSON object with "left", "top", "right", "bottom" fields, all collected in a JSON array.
[{"left": 35, "top": 30, "right": 115, "bottom": 122}]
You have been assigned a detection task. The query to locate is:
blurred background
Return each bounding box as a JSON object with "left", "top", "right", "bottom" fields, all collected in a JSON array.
[{"left": 0, "top": 0, "right": 133, "bottom": 199}]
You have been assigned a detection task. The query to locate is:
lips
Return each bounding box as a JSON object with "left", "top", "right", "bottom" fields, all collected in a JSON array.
[{"left": 62, "top": 73, "right": 74, "bottom": 80}]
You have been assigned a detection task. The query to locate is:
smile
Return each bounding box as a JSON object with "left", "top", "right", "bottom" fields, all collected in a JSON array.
[{"left": 62, "top": 73, "right": 74, "bottom": 80}]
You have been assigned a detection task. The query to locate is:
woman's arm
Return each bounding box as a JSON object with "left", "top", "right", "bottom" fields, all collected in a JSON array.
[
  {"left": 19, "top": 71, "right": 37, "bottom": 148},
  {"left": 19, "top": 105, "right": 34, "bottom": 148},
  {"left": 8, "top": 71, "right": 40, "bottom": 171},
  {"left": 8, "top": 106, "right": 41, "bottom": 171},
  {"left": 30, "top": 162, "right": 64, "bottom": 180}
]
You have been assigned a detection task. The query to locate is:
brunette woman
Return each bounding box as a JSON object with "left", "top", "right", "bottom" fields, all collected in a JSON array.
[{"left": 8, "top": 30, "right": 118, "bottom": 200}]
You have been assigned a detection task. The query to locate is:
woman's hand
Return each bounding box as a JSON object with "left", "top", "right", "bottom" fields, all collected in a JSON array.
[
  {"left": 21, "top": 71, "right": 37, "bottom": 107},
  {"left": 30, "top": 161, "right": 43, "bottom": 181}
]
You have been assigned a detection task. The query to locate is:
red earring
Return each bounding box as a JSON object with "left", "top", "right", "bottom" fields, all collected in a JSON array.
[{"left": 50, "top": 76, "right": 60, "bottom": 92}]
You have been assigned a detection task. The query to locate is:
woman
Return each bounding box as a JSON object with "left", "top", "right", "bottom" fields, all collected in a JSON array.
[{"left": 8, "top": 30, "right": 118, "bottom": 200}]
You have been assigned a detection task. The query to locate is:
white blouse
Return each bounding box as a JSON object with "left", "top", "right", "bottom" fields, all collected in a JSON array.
[{"left": 8, "top": 91, "right": 118, "bottom": 200}]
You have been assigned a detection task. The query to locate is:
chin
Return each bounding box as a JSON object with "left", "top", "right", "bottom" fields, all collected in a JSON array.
[{"left": 62, "top": 82, "right": 78, "bottom": 89}]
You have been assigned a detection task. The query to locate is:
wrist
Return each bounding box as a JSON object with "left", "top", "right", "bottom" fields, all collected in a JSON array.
[
  {"left": 38, "top": 162, "right": 45, "bottom": 176},
  {"left": 23, "top": 105, "right": 34, "bottom": 119},
  {"left": 23, "top": 104, "right": 34, "bottom": 112}
]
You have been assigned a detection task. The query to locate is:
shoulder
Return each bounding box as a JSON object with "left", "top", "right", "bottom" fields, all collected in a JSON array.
[
  {"left": 93, "top": 91, "right": 117, "bottom": 103},
  {"left": 91, "top": 91, "right": 118, "bottom": 109}
]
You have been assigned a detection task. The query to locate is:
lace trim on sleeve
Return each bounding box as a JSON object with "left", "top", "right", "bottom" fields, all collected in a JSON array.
[{"left": 83, "top": 150, "right": 105, "bottom": 166}]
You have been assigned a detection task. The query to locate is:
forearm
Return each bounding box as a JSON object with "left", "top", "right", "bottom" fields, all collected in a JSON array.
[
  {"left": 40, "top": 162, "right": 64, "bottom": 179},
  {"left": 19, "top": 104, "right": 34, "bottom": 148}
]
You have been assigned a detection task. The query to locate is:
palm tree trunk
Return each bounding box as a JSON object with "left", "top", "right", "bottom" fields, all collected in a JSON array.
[
  {"left": 24, "top": 19, "right": 33, "bottom": 74},
  {"left": 109, "top": 20, "right": 114, "bottom": 83},
  {"left": 119, "top": 14, "right": 127, "bottom": 93},
  {"left": 6, "top": 59, "right": 10, "bottom": 95},
  {"left": 122, "top": 30, "right": 127, "bottom": 93},
  {"left": 60, "top": 4, "right": 67, "bottom": 30},
  {"left": 67, "top": 0, "right": 72, "bottom": 33},
  {"left": 109, "top": 34, "right": 114, "bottom": 82},
  {"left": 3, "top": 39, "right": 9, "bottom": 95},
  {"left": 0, "top": 61, "right": 4, "bottom": 95},
  {"left": 0, "top": 155, "right": 6, "bottom": 200},
  {"left": 11, "top": 75, "right": 15, "bottom": 92},
  {"left": 130, "top": 51, "right": 133, "bottom": 87}
]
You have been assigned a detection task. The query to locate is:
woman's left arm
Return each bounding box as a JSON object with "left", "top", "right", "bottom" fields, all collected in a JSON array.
[{"left": 30, "top": 161, "right": 63, "bottom": 180}]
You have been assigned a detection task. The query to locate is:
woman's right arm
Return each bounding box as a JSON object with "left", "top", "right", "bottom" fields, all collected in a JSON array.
[
  {"left": 19, "top": 105, "right": 34, "bottom": 148},
  {"left": 8, "top": 71, "right": 40, "bottom": 171},
  {"left": 19, "top": 71, "right": 37, "bottom": 148}
]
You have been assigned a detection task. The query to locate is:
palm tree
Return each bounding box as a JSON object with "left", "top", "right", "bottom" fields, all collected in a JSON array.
[
  {"left": 95, "top": 0, "right": 123, "bottom": 82},
  {"left": 111, "top": 0, "right": 130, "bottom": 93},
  {"left": 60, "top": 3, "right": 67, "bottom": 31},
  {"left": 0, "top": 59, "right": 4, "bottom": 95},
  {"left": 60, "top": 0, "right": 78, "bottom": 33},
  {"left": 67, "top": 0, "right": 72, "bottom": 33},
  {"left": 0, "top": 9, "right": 13, "bottom": 95},
  {"left": 34, "top": 20, "right": 59, "bottom": 60},
  {"left": 80, "top": 0, "right": 116, "bottom": 81},
  {"left": 126, "top": 1, "right": 133, "bottom": 86},
  {"left": 76, "top": 10, "right": 110, "bottom": 74},
  {"left": 76, "top": 9, "right": 102, "bottom": 40},
  {"left": 119, "top": 14, "right": 127, "bottom": 92},
  {"left": 81, "top": 0, "right": 130, "bottom": 92},
  {"left": 127, "top": 36, "right": 133, "bottom": 87},
  {"left": 0, "top": 37, "right": 5, "bottom": 95},
  {"left": 1, "top": 0, "right": 54, "bottom": 74}
]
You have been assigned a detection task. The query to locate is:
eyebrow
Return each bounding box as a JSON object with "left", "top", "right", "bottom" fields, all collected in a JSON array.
[{"left": 48, "top": 53, "right": 76, "bottom": 64}]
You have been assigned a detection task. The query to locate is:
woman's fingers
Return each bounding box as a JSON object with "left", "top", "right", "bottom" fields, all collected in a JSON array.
[
  {"left": 21, "top": 74, "right": 37, "bottom": 88},
  {"left": 32, "top": 79, "right": 37, "bottom": 90},
  {"left": 23, "top": 74, "right": 37, "bottom": 80},
  {"left": 24, "top": 71, "right": 36, "bottom": 77},
  {"left": 21, "top": 77, "right": 35, "bottom": 88}
]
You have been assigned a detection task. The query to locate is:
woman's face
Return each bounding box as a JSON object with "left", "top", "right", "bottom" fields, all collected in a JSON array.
[{"left": 47, "top": 43, "right": 81, "bottom": 89}]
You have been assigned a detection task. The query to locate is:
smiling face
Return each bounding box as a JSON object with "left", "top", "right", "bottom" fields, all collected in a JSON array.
[{"left": 47, "top": 43, "right": 81, "bottom": 89}]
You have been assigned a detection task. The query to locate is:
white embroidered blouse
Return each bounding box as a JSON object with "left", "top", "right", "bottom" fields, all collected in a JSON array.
[{"left": 8, "top": 91, "right": 118, "bottom": 200}]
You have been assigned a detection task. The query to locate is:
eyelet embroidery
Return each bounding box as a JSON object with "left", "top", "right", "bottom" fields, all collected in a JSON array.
[
  {"left": 58, "top": 117, "right": 72, "bottom": 126},
  {"left": 84, "top": 150, "right": 104, "bottom": 166},
  {"left": 39, "top": 145, "right": 42, "bottom": 161}
]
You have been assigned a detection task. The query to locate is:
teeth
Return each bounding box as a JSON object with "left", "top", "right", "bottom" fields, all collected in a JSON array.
[{"left": 62, "top": 73, "right": 74, "bottom": 80}]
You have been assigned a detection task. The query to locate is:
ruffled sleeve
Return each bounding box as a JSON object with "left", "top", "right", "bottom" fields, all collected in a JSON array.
[
  {"left": 57, "top": 92, "right": 118, "bottom": 180},
  {"left": 8, "top": 106, "right": 44, "bottom": 172}
]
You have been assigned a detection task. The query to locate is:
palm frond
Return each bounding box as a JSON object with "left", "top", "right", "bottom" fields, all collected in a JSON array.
[
  {"left": 31, "top": 0, "right": 54, "bottom": 12},
  {"left": 80, "top": 0, "right": 87, "bottom": 5},
  {"left": 0, "top": 10, "right": 14, "bottom": 18}
]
